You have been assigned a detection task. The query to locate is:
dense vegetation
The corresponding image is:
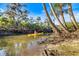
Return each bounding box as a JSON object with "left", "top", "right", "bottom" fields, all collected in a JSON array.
[{"left": 0, "top": 3, "right": 52, "bottom": 35}]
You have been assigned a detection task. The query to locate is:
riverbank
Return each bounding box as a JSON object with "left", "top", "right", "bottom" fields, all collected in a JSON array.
[
  {"left": 42, "top": 32, "right": 79, "bottom": 56},
  {"left": 0, "top": 30, "right": 52, "bottom": 36},
  {"left": 45, "top": 39, "right": 79, "bottom": 56}
]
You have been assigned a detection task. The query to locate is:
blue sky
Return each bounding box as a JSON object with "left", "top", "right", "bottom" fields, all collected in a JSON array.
[
  {"left": 0, "top": 3, "right": 79, "bottom": 24},
  {"left": 0, "top": 3, "right": 79, "bottom": 15}
]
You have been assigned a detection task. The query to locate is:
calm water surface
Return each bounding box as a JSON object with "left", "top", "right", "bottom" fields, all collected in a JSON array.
[{"left": 0, "top": 35, "right": 49, "bottom": 56}]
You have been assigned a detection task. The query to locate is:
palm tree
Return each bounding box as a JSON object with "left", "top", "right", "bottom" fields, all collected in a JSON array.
[
  {"left": 42, "top": 3, "right": 61, "bottom": 34},
  {"left": 50, "top": 3, "right": 68, "bottom": 28},
  {"left": 49, "top": 3, "right": 69, "bottom": 33},
  {"left": 52, "top": 3, "right": 78, "bottom": 31},
  {"left": 58, "top": 3, "right": 68, "bottom": 30},
  {"left": 68, "top": 3, "right": 79, "bottom": 30}
]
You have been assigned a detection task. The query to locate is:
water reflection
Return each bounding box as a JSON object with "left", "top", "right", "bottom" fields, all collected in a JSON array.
[
  {"left": 0, "top": 48, "right": 6, "bottom": 56},
  {"left": 0, "top": 35, "right": 48, "bottom": 56}
]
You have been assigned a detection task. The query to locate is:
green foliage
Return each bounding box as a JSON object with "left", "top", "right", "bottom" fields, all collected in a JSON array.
[
  {"left": 0, "top": 15, "right": 51, "bottom": 32},
  {"left": 0, "top": 3, "right": 52, "bottom": 33},
  {"left": 66, "top": 22, "right": 73, "bottom": 29}
]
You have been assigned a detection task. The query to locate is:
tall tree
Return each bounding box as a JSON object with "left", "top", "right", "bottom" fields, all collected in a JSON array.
[
  {"left": 43, "top": 3, "right": 61, "bottom": 34},
  {"left": 68, "top": 3, "right": 79, "bottom": 30},
  {"left": 4, "top": 3, "right": 29, "bottom": 28},
  {"left": 58, "top": 3, "right": 68, "bottom": 30},
  {"left": 6, "top": 3, "right": 28, "bottom": 20},
  {"left": 49, "top": 3, "right": 69, "bottom": 33}
]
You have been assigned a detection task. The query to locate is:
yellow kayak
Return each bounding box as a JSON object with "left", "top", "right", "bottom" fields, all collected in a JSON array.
[{"left": 27, "top": 33, "right": 43, "bottom": 37}]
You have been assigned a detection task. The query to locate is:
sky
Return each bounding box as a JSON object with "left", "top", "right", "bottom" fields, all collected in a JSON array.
[{"left": 0, "top": 3, "right": 79, "bottom": 24}]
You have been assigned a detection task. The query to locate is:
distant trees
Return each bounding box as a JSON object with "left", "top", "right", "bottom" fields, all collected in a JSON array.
[{"left": 0, "top": 3, "right": 52, "bottom": 33}]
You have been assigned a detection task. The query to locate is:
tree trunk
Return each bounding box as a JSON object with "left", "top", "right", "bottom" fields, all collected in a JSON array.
[
  {"left": 68, "top": 3, "right": 79, "bottom": 30},
  {"left": 42, "top": 3, "right": 61, "bottom": 34},
  {"left": 49, "top": 3, "right": 69, "bottom": 33},
  {"left": 59, "top": 3, "right": 69, "bottom": 30}
]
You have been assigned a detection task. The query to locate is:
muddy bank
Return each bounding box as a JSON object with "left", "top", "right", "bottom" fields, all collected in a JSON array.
[{"left": 42, "top": 36, "right": 79, "bottom": 56}]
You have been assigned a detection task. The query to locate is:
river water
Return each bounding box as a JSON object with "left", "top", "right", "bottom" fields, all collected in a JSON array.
[{"left": 0, "top": 35, "right": 49, "bottom": 56}]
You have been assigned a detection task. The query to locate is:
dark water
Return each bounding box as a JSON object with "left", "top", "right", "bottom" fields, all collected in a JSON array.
[{"left": 0, "top": 35, "right": 48, "bottom": 56}]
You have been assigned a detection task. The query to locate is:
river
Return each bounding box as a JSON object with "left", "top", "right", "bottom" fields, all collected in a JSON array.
[{"left": 0, "top": 34, "right": 49, "bottom": 56}]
